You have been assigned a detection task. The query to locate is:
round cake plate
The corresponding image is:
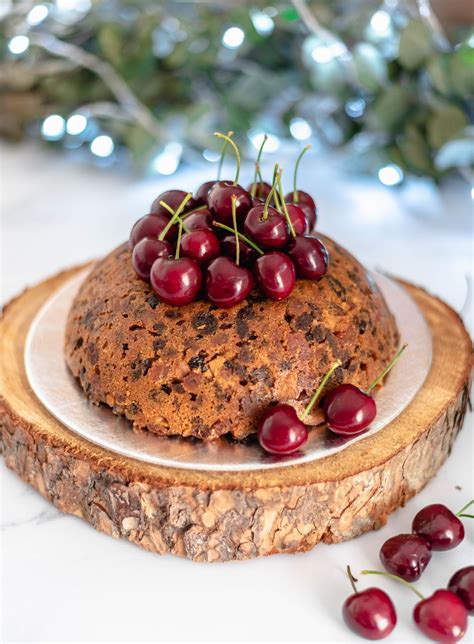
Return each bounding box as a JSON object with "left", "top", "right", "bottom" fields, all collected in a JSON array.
[{"left": 24, "top": 269, "right": 432, "bottom": 472}]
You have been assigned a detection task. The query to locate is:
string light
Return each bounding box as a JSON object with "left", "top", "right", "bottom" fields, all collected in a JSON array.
[
  {"left": 90, "top": 135, "right": 114, "bottom": 157},
  {"left": 289, "top": 117, "right": 312, "bottom": 140},
  {"left": 8, "top": 35, "right": 29, "bottom": 54},
  {"left": 27, "top": 4, "right": 49, "bottom": 25},
  {"left": 222, "top": 27, "right": 245, "bottom": 49},
  {"left": 378, "top": 164, "right": 403, "bottom": 186},
  {"left": 41, "top": 115, "right": 65, "bottom": 140},
  {"left": 152, "top": 142, "right": 182, "bottom": 175}
]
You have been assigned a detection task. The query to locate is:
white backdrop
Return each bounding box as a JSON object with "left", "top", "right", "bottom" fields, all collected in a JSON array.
[{"left": 1, "top": 142, "right": 473, "bottom": 643}]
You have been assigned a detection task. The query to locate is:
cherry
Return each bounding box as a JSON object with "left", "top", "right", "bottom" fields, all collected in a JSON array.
[
  {"left": 379, "top": 534, "right": 432, "bottom": 582},
  {"left": 287, "top": 236, "right": 328, "bottom": 280},
  {"left": 299, "top": 202, "right": 317, "bottom": 230},
  {"left": 258, "top": 404, "right": 308, "bottom": 455},
  {"left": 150, "top": 190, "right": 197, "bottom": 219},
  {"left": 180, "top": 229, "right": 220, "bottom": 265},
  {"left": 324, "top": 344, "right": 407, "bottom": 435},
  {"left": 129, "top": 213, "right": 177, "bottom": 248},
  {"left": 221, "top": 235, "right": 257, "bottom": 266},
  {"left": 285, "top": 190, "right": 316, "bottom": 212},
  {"left": 412, "top": 503, "right": 465, "bottom": 551},
  {"left": 285, "top": 203, "right": 307, "bottom": 236},
  {"left": 342, "top": 568, "right": 396, "bottom": 641},
  {"left": 248, "top": 181, "right": 272, "bottom": 200},
  {"left": 323, "top": 384, "right": 376, "bottom": 436},
  {"left": 194, "top": 181, "right": 216, "bottom": 206},
  {"left": 205, "top": 256, "right": 253, "bottom": 308},
  {"left": 254, "top": 252, "right": 295, "bottom": 301},
  {"left": 184, "top": 210, "right": 213, "bottom": 232},
  {"left": 150, "top": 257, "right": 202, "bottom": 306},
  {"left": 132, "top": 238, "right": 172, "bottom": 281},
  {"left": 414, "top": 590, "right": 467, "bottom": 643},
  {"left": 208, "top": 133, "right": 252, "bottom": 226},
  {"left": 448, "top": 566, "right": 474, "bottom": 614},
  {"left": 245, "top": 206, "right": 289, "bottom": 249}
]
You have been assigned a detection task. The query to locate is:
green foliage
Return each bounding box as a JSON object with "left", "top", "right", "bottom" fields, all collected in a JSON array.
[{"left": 0, "top": 1, "right": 472, "bottom": 180}]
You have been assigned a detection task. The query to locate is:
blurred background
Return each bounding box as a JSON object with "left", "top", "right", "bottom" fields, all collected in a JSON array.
[{"left": 1, "top": 0, "right": 473, "bottom": 182}]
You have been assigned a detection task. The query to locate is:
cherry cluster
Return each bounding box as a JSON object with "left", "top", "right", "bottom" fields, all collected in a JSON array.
[
  {"left": 258, "top": 343, "right": 407, "bottom": 455},
  {"left": 129, "top": 133, "right": 328, "bottom": 308},
  {"left": 343, "top": 500, "right": 474, "bottom": 641}
]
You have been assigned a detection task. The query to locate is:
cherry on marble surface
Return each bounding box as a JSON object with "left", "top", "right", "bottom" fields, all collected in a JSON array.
[
  {"left": 132, "top": 238, "right": 172, "bottom": 281},
  {"left": 258, "top": 404, "right": 308, "bottom": 454},
  {"left": 253, "top": 252, "right": 295, "bottom": 301},
  {"left": 379, "top": 533, "right": 432, "bottom": 582},
  {"left": 413, "top": 590, "right": 468, "bottom": 643},
  {"left": 150, "top": 257, "right": 202, "bottom": 306},
  {"left": 412, "top": 503, "right": 465, "bottom": 551},
  {"left": 343, "top": 587, "right": 397, "bottom": 640},
  {"left": 205, "top": 256, "right": 253, "bottom": 308},
  {"left": 448, "top": 566, "right": 474, "bottom": 614}
]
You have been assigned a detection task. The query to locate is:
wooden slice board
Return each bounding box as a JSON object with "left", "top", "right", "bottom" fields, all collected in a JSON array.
[{"left": 0, "top": 266, "right": 472, "bottom": 562}]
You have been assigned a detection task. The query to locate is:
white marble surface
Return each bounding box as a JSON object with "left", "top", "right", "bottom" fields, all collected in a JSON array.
[{"left": 1, "top": 142, "right": 473, "bottom": 643}]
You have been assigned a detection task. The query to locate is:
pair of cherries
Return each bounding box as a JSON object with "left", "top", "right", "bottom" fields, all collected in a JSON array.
[
  {"left": 343, "top": 500, "right": 473, "bottom": 641},
  {"left": 130, "top": 134, "right": 324, "bottom": 309},
  {"left": 258, "top": 344, "right": 407, "bottom": 455}
]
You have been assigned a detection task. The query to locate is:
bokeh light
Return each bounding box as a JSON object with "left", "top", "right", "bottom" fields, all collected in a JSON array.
[
  {"left": 41, "top": 115, "right": 66, "bottom": 140},
  {"left": 8, "top": 35, "right": 29, "bottom": 54},
  {"left": 222, "top": 27, "right": 245, "bottom": 49},
  {"left": 378, "top": 164, "right": 404, "bottom": 186},
  {"left": 90, "top": 135, "right": 114, "bottom": 157}
]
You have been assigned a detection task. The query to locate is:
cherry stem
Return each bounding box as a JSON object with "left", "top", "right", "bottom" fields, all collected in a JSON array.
[
  {"left": 263, "top": 166, "right": 280, "bottom": 221},
  {"left": 175, "top": 219, "right": 183, "bottom": 260},
  {"left": 158, "top": 193, "right": 192, "bottom": 241},
  {"left": 231, "top": 195, "right": 240, "bottom": 266},
  {"left": 456, "top": 499, "right": 474, "bottom": 518},
  {"left": 293, "top": 145, "right": 311, "bottom": 203},
  {"left": 366, "top": 343, "right": 408, "bottom": 394},
  {"left": 212, "top": 221, "right": 264, "bottom": 255},
  {"left": 346, "top": 565, "right": 358, "bottom": 594},
  {"left": 277, "top": 172, "right": 296, "bottom": 237},
  {"left": 217, "top": 130, "right": 234, "bottom": 181},
  {"left": 215, "top": 132, "right": 240, "bottom": 186},
  {"left": 251, "top": 134, "right": 268, "bottom": 197},
  {"left": 159, "top": 201, "right": 190, "bottom": 233},
  {"left": 361, "top": 570, "right": 425, "bottom": 601},
  {"left": 182, "top": 204, "right": 207, "bottom": 218},
  {"left": 271, "top": 164, "right": 283, "bottom": 213},
  {"left": 302, "top": 360, "right": 341, "bottom": 419}
]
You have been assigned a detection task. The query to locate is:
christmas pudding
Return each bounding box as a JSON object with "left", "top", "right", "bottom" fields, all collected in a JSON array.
[{"left": 65, "top": 135, "right": 399, "bottom": 445}]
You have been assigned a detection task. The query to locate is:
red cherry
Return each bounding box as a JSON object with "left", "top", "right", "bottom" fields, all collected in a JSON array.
[
  {"left": 194, "top": 181, "right": 216, "bottom": 206},
  {"left": 180, "top": 229, "right": 220, "bottom": 265},
  {"left": 379, "top": 534, "right": 432, "bottom": 582},
  {"left": 323, "top": 384, "right": 376, "bottom": 435},
  {"left": 208, "top": 181, "right": 252, "bottom": 227},
  {"left": 247, "top": 181, "right": 272, "bottom": 200},
  {"left": 221, "top": 235, "right": 257, "bottom": 266},
  {"left": 414, "top": 590, "right": 467, "bottom": 643},
  {"left": 285, "top": 203, "right": 307, "bottom": 236},
  {"left": 285, "top": 190, "right": 316, "bottom": 212},
  {"left": 184, "top": 210, "right": 213, "bottom": 232},
  {"left": 132, "top": 238, "right": 172, "bottom": 281},
  {"left": 299, "top": 202, "right": 317, "bottom": 230},
  {"left": 150, "top": 257, "right": 202, "bottom": 306},
  {"left": 244, "top": 205, "right": 289, "bottom": 249},
  {"left": 343, "top": 588, "right": 397, "bottom": 640},
  {"left": 287, "top": 236, "right": 328, "bottom": 280},
  {"left": 129, "top": 213, "right": 177, "bottom": 248},
  {"left": 150, "top": 190, "right": 197, "bottom": 219},
  {"left": 205, "top": 256, "right": 253, "bottom": 308},
  {"left": 254, "top": 252, "right": 295, "bottom": 301},
  {"left": 258, "top": 404, "right": 308, "bottom": 454},
  {"left": 448, "top": 566, "right": 474, "bottom": 614},
  {"left": 412, "top": 503, "right": 465, "bottom": 551}
]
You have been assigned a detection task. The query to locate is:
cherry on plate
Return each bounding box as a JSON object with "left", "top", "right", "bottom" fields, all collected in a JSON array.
[
  {"left": 150, "top": 257, "right": 202, "bottom": 307},
  {"left": 412, "top": 503, "right": 465, "bottom": 551},
  {"left": 323, "top": 384, "right": 376, "bottom": 435},
  {"left": 448, "top": 566, "right": 474, "bottom": 614},
  {"left": 205, "top": 256, "right": 253, "bottom": 308},
  {"left": 129, "top": 213, "right": 177, "bottom": 247},
  {"left": 343, "top": 587, "right": 397, "bottom": 640},
  {"left": 258, "top": 404, "right": 308, "bottom": 454},
  {"left": 132, "top": 238, "right": 172, "bottom": 281},
  {"left": 413, "top": 589, "right": 467, "bottom": 643},
  {"left": 379, "top": 533, "right": 432, "bottom": 582},
  {"left": 254, "top": 252, "right": 295, "bottom": 301}
]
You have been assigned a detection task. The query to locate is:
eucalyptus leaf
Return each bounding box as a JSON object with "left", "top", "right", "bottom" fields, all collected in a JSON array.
[
  {"left": 399, "top": 19, "right": 433, "bottom": 71},
  {"left": 450, "top": 45, "right": 474, "bottom": 97},
  {"left": 398, "top": 124, "right": 435, "bottom": 176},
  {"left": 427, "top": 55, "right": 451, "bottom": 96},
  {"left": 354, "top": 43, "right": 387, "bottom": 91},
  {"left": 372, "top": 85, "right": 411, "bottom": 130},
  {"left": 427, "top": 106, "right": 468, "bottom": 149}
]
